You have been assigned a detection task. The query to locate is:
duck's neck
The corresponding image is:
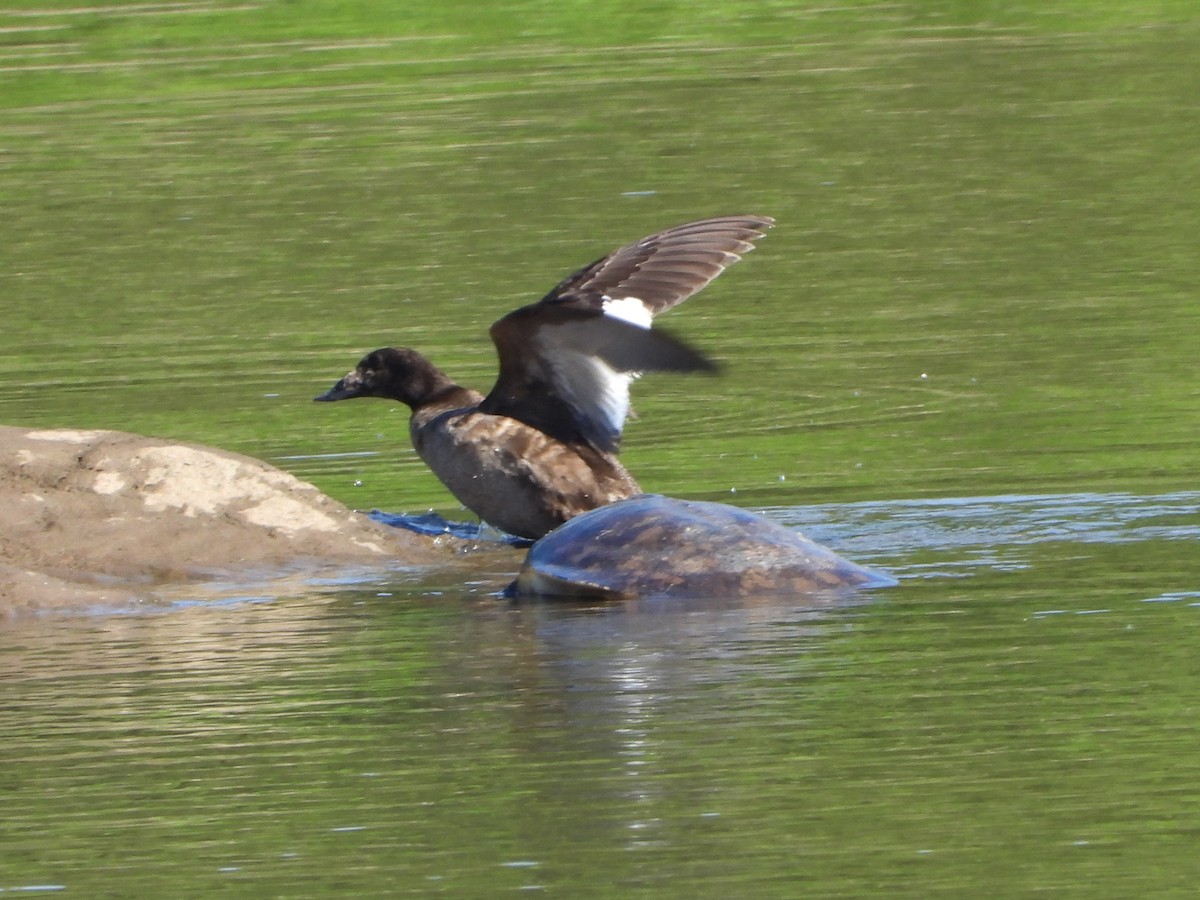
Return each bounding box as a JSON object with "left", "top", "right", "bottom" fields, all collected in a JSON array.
[
  {"left": 381, "top": 355, "right": 462, "bottom": 409},
  {"left": 412, "top": 381, "right": 480, "bottom": 414}
]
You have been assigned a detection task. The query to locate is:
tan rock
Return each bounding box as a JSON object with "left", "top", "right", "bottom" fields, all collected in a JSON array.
[{"left": 0, "top": 426, "right": 452, "bottom": 615}]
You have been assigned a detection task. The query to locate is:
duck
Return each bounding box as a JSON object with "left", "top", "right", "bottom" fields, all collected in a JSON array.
[{"left": 315, "top": 214, "right": 774, "bottom": 540}]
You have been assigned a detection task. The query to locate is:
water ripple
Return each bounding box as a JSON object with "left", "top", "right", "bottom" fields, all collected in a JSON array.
[{"left": 765, "top": 490, "right": 1200, "bottom": 578}]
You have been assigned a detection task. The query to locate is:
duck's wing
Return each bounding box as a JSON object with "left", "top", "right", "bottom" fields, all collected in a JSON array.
[
  {"left": 537, "top": 214, "right": 774, "bottom": 322},
  {"left": 479, "top": 215, "right": 773, "bottom": 452}
]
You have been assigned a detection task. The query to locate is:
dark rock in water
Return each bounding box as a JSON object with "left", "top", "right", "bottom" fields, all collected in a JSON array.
[{"left": 509, "top": 494, "right": 897, "bottom": 601}]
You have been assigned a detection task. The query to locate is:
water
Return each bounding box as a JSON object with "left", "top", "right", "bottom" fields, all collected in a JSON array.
[
  {"left": 2, "top": 491, "right": 1199, "bottom": 894},
  {"left": 3, "top": 2, "right": 1200, "bottom": 895}
]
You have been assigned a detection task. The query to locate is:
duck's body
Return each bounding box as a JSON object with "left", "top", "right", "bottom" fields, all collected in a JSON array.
[
  {"left": 408, "top": 380, "right": 639, "bottom": 539},
  {"left": 316, "top": 215, "right": 773, "bottom": 539},
  {"left": 317, "top": 345, "right": 642, "bottom": 539}
]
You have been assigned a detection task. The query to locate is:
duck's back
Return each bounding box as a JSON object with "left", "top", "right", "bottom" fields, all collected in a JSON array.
[{"left": 410, "top": 404, "right": 639, "bottom": 540}]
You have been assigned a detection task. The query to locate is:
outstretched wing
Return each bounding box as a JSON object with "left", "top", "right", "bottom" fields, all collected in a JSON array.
[
  {"left": 480, "top": 215, "right": 773, "bottom": 452},
  {"left": 539, "top": 214, "right": 775, "bottom": 320}
]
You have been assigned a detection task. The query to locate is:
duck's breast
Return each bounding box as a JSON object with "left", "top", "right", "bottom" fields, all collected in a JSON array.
[{"left": 411, "top": 409, "right": 637, "bottom": 539}]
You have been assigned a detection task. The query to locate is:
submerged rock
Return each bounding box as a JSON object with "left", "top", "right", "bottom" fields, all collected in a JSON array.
[
  {"left": 0, "top": 426, "right": 445, "bottom": 615},
  {"left": 510, "top": 494, "right": 896, "bottom": 601}
]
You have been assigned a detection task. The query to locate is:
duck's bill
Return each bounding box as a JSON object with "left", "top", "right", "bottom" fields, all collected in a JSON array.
[{"left": 313, "top": 380, "right": 359, "bottom": 402}]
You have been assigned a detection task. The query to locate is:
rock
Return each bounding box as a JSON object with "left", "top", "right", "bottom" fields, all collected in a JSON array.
[
  {"left": 509, "top": 494, "right": 896, "bottom": 601},
  {"left": 0, "top": 426, "right": 445, "bottom": 615}
]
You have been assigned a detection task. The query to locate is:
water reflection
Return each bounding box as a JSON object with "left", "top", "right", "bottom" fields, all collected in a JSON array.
[
  {"left": 517, "top": 597, "right": 850, "bottom": 849},
  {"left": 447, "top": 589, "right": 857, "bottom": 862}
]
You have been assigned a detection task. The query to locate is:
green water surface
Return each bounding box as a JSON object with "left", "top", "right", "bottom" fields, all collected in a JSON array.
[{"left": 2, "top": 1, "right": 1199, "bottom": 895}]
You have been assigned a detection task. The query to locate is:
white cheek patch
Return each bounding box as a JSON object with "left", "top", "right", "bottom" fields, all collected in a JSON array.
[{"left": 601, "top": 295, "right": 653, "bottom": 328}]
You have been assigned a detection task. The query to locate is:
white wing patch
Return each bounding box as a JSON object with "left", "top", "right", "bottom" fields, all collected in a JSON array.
[
  {"left": 555, "top": 349, "right": 634, "bottom": 441},
  {"left": 601, "top": 295, "right": 653, "bottom": 329},
  {"left": 537, "top": 321, "right": 640, "bottom": 446},
  {"left": 536, "top": 303, "right": 697, "bottom": 448}
]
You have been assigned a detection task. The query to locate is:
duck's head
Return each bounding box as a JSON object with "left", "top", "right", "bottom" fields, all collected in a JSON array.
[{"left": 314, "top": 347, "right": 451, "bottom": 408}]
